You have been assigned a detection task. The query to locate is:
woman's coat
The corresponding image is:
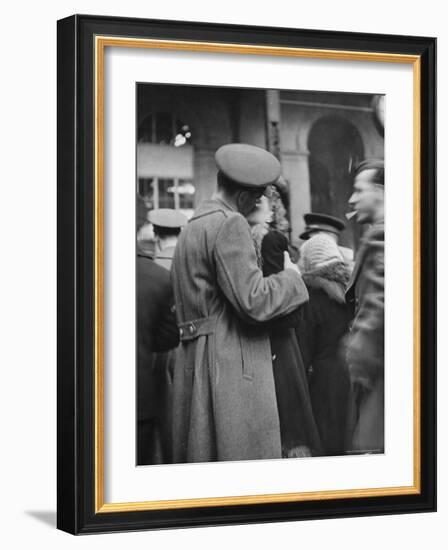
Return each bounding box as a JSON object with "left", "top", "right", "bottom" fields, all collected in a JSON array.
[
  {"left": 296, "top": 261, "right": 352, "bottom": 456},
  {"left": 260, "top": 230, "right": 322, "bottom": 457}
]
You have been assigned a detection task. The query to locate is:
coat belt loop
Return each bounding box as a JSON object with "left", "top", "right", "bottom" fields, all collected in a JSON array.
[{"left": 178, "top": 316, "right": 217, "bottom": 342}]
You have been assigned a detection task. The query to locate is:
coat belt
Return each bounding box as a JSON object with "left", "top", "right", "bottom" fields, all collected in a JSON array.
[{"left": 178, "top": 316, "right": 217, "bottom": 342}]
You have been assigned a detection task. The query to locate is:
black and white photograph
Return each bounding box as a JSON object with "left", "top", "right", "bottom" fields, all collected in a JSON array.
[
  {"left": 135, "top": 83, "right": 385, "bottom": 466},
  {"left": 0, "top": 0, "right": 440, "bottom": 542},
  {"left": 53, "top": 11, "right": 435, "bottom": 536}
]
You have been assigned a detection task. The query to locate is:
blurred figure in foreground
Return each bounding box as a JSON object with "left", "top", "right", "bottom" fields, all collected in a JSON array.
[
  {"left": 345, "top": 159, "right": 385, "bottom": 454},
  {"left": 296, "top": 234, "right": 352, "bottom": 456}
]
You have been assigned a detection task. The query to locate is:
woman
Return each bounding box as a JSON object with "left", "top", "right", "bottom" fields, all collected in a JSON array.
[
  {"left": 296, "top": 233, "right": 352, "bottom": 456},
  {"left": 248, "top": 190, "right": 321, "bottom": 458}
]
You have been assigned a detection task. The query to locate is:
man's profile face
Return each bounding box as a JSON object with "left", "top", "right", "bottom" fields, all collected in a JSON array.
[{"left": 348, "top": 169, "right": 383, "bottom": 224}]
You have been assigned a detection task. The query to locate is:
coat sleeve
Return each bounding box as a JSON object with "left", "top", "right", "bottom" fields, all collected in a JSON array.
[
  {"left": 260, "top": 230, "right": 306, "bottom": 332},
  {"left": 214, "top": 214, "right": 308, "bottom": 323},
  {"left": 261, "top": 230, "right": 288, "bottom": 277},
  {"left": 347, "top": 238, "right": 384, "bottom": 381}
]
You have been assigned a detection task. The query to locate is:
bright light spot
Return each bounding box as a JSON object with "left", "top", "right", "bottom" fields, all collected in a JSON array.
[
  {"left": 174, "top": 134, "right": 187, "bottom": 147},
  {"left": 177, "top": 183, "right": 196, "bottom": 195}
]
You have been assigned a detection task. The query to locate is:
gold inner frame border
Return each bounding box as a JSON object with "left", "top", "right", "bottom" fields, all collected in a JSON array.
[{"left": 94, "top": 35, "right": 421, "bottom": 514}]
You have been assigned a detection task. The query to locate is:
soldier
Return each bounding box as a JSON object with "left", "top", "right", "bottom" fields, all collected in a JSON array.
[
  {"left": 148, "top": 208, "right": 187, "bottom": 270},
  {"left": 136, "top": 199, "right": 179, "bottom": 464},
  {"left": 345, "top": 159, "right": 385, "bottom": 454},
  {"left": 300, "top": 212, "right": 346, "bottom": 242},
  {"left": 171, "top": 143, "right": 308, "bottom": 463}
]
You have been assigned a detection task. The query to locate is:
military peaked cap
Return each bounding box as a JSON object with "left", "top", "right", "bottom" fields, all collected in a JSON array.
[
  {"left": 148, "top": 208, "right": 187, "bottom": 229},
  {"left": 300, "top": 212, "right": 346, "bottom": 240},
  {"left": 215, "top": 143, "right": 281, "bottom": 189}
]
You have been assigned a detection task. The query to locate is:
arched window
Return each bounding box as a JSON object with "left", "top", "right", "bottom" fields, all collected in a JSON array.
[
  {"left": 308, "top": 115, "right": 364, "bottom": 249},
  {"left": 138, "top": 112, "right": 193, "bottom": 147}
]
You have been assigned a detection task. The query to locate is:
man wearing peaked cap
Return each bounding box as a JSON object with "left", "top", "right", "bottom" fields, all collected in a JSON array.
[
  {"left": 300, "top": 212, "right": 354, "bottom": 264},
  {"left": 136, "top": 199, "right": 179, "bottom": 464},
  {"left": 170, "top": 143, "right": 309, "bottom": 463},
  {"left": 148, "top": 208, "right": 187, "bottom": 271},
  {"left": 300, "top": 212, "right": 346, "bottom": 242},
  {"left": 148, "top": 208, "right": 187, "bottom": 229}
]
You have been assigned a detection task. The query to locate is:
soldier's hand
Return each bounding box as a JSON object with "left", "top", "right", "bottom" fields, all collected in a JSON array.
[{"left": 284, "top": 251, "right": 301, "bottom": 275}]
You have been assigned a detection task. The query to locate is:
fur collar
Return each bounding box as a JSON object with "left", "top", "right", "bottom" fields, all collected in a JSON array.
[{"left": 302, "top": 261, "right": 351, "bottom": 304}]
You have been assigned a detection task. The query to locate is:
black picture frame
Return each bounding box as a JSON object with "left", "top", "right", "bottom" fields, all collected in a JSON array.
[{"left": 57, "top": 14, "right": 436, "bottom": 535}]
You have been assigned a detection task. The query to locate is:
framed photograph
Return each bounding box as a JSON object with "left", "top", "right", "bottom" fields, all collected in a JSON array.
[{"left": 57, "top": 14, "right": 436, "bottom": 534}]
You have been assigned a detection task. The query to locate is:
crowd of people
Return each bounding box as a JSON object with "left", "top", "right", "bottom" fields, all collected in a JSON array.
[{"left": 137, "top": 143, "right": 385, "bottom": 465}]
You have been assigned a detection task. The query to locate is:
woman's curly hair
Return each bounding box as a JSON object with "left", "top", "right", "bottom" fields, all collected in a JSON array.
[{"left": 269, "top": 183, "right": 290, "bottom": 234}]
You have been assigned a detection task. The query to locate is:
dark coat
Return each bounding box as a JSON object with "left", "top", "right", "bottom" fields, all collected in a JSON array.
[
  {"left": 137, "top": 254, "right": 179, "bottom": 349},
  {"left": 260, "top": 231, "right": 322, "bottom": 456},
  {"left": 149, "top": 243, "right": 178, "bottom": 462},
  {"left": 171, "top": 199, "right": 308, "bottom": 463},
  {"left": 345, "top": 222, "right": 384, "bottom": 381},
  {"left": 345, "top": 221, "right": 384, "bottom": 453},
  {"left": 136, "top": 253, "right": 179, "bottom": 422},
  {"left": 296, "top": 261, "right": 352, "bottom": 456}
]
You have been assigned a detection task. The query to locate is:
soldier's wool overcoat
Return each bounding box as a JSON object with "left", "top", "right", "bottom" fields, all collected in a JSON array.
[{"left": 171, "top": 198, "right": 308, "bottom": 463}]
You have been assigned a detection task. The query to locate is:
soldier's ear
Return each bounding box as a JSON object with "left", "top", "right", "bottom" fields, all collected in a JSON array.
[
  {"left": 238, "top": 190, "right": 257, "bottom": 216},
  {"left": 236, "top": 189, "right": 248, "bottom": 211}
]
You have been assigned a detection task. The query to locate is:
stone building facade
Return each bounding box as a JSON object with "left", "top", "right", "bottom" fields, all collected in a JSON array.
[{"left": 137, "top": 83, "right": 384, "bottom": 250}]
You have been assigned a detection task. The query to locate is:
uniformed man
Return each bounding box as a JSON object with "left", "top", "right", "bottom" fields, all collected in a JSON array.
[
  {"left": 148, "top": 208, "right": 187, "bottom": 271},
  {"left": 300, "top": 212, "right": 346, "bottom": 242},
  {"left": 136, "top": 198, "right": 179, "bottom": 464},
  {"left": 171, "top": 143, "right": 308, "bottom": 463},
  {"left": 300, "top": 212, "right": 353, "bottom": 264},
  {"left": 345, "top": 159, "right": 385, "bottom": 454}
]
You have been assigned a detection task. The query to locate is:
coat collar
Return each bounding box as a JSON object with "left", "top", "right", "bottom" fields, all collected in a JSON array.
[
  {"left": 213, "top": 195, "right": 237, "bottom": 212},
  {"left": 302, "top": 261, "right": 351, "bottom": 304},
  {"left": 155, "top": 244, "right": 176, "bottom": 260},
  {"left": 346, "top": 220, "right": 384, "bottom": 296},
  {"left": 190, "top": 197, "right": 236, "bottom": 221}
]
